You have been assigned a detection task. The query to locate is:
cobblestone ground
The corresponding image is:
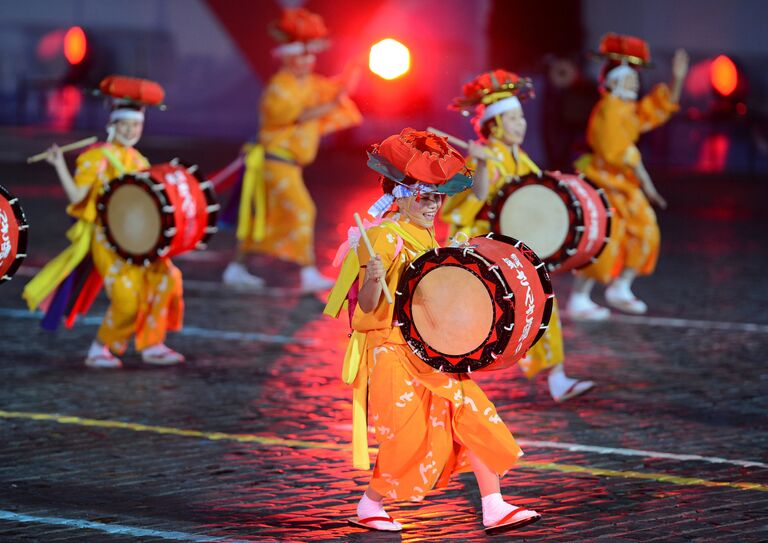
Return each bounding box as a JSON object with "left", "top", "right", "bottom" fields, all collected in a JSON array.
[{"left": 0, "top": 132, "right": 767, "bottom": 542}]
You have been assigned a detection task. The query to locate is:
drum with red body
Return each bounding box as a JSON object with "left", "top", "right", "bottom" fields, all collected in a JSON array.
[
  {"left": 0, "top": 184, "right": 28, "bottom": 283},
  {"left": 482, "top": 171, "right": 611, "bottom": 274},
  {"left": 395, "top": 233, "right": 553, "bottom": 373},
  {"left": 97, "top": 161, "right": 219, "bottom": 265}
]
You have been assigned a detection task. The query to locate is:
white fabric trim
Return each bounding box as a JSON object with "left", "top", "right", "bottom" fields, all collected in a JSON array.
[
  {"left": 272, "top": 42, "right": 306, "bottom": 56},
  {"left": 368, "top": 182, "right": 438, "bottom": 217},
  {"left": 480, "top": 96, "right": 521, "bottom": 124},
  {"left": 109, "top": 109, "right": 144, "bottom": 123}
]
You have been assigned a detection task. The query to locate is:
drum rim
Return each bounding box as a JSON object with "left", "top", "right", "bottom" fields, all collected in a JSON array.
[
  {"left": 484, "top": 172, "right": 585, "bottom": 274},
  {"left": 395, "top": 246, "right": 515, "bottom": 373},
  {"left": 97, "top": 171, "right": 170, "bottom": 265},
  {"left": 482, "top": 232, "right": 554, "bottom": 349},
  {"left": 0, "top": 183, "right": 29, "bottom": 283},
  {"left": 95, "top": 162, "right": 219, "bottom": 265},
  {"left": 573, "top": 174, "right": 613, "bottom": 267}
]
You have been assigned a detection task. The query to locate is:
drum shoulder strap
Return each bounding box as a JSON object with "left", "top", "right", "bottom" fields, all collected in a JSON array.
[{"left": 99, "top": 145, "right": 126, "bottom": 176}]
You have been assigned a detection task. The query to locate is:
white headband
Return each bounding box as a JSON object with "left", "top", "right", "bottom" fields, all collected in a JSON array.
[
  {"left": 367, "top": 182, "right": 438, "bottom": 218},
  {"left": 480, "top": 96, "right": 521, "bottom": 124},
  {"left": 109, "top": 109, "right": 144, "bottom": 123},
  {"left": 272, "top": 39, "right": 328, "bottom": 57}
]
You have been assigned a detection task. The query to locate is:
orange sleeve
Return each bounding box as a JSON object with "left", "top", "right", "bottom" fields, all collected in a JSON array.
[
  {"left": 588, "top": 99, "right": 641, "bottom": 169},
  {"left": 637, "top": 83, "right": 679, "bottom": 133},
  {"left": 260, "top": 73, "right": 303, "bottom": 128},
  {"left": 309, "top": 74, "right": 362, "bottom": 136}
]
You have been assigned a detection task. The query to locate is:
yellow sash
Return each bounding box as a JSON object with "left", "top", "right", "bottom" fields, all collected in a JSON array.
[
  {"left": 237, "top": 146, "right": 295, "bottom": 242},
  {"left": 324, "top": 220, "right": 434, "bottom": 469}
]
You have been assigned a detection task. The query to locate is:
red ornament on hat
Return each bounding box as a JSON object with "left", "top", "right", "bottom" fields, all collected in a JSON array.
[
  {"left": 374, "top": 128, "right": 466, "bottom": 187},
  {"left": 99, "top": 75, "right": 165, "bottom": 106},
  {"left": 598, "top": 33, "right": 651, "bottom": 66},
  {"left": 272, "top": 8, "right": 328, "bottom": 44}
]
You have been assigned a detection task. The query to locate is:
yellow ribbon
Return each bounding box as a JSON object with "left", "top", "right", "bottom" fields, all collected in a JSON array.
[
  {"left": 236, "top": 144, "right": 265, "bottom": 242},
  {"left": 22, "top": 220, "right": 94, "bottom": 310},
  {"left": 324, "top": 220, "right": 436, "bottom": 470}
]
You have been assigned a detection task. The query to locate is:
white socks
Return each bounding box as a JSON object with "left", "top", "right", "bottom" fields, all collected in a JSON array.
[
  {"left": 481, "top": 492, "right": 517, "bottom": 527},
  {"left": 356, "top": 493, "right": 401, "bottom": 531},
  {"left": 87, "top": 340, "right": 106, "bottom": 358}
]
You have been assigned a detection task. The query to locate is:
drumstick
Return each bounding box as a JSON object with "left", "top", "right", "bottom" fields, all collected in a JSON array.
[
  {"left": 26, "top": 136, "right": 98, "bottom": 164},
  {"left": 354, "top": 212, "right": 393, "bottom": 305},
  {"left": 427, "top": 127, "right": 468, "bottom": 149}
]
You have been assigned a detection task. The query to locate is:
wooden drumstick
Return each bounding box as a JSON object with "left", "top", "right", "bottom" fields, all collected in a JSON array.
[
  {"left": 26, "top": 136, "right": 98, "bottom": 164},
  {"left": 427, "top": 127, "right": 468, "bottom": 149},
  {"left": 354, "top": 212, "right": 393, "bottom": 305}
]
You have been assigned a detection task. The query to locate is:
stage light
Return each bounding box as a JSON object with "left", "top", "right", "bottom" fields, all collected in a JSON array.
[
  {"left": 710, "top": 55, "right": 737, "bottom": 97},
  {"left": 64, "top": 26, "right": 87, "bottom": 65},
  {"left": 369, "top": 38, "right": 410, "bottom": 80}
]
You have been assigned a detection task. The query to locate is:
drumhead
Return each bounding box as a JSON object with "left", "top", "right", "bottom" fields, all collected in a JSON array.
[
  {"left": 498, "top": 185, "right": 569, "bottom": 259},
  {"left": 411, "top": 265, "right": 494, "bottom": 356},
  {"left": 106, "top": 184, "right": 161, "bottom": 256}
]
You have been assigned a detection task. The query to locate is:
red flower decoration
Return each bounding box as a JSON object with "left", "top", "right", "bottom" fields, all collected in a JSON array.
[
  {"left": 451, "top": 69, "right": 533, "bottom": 111},
  {"left": 99, "top": 75, "right": 165, "bottom": 106},
  {"left": 273, "top": 8, "right": 328, "bottom": 43},
  {"left": 373, "top": 128, "right": 467, "bottom": 186},
  {"left": 598, "top": 33, "right": 651, "bottom": 66}
]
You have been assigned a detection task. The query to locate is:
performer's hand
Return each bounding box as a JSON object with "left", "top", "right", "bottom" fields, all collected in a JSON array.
[
  {"left": 44, "top": 144, "right": 65, "bottom": 167},
  {"left": 468, "top": 140, "right": 495, "bottom": 162},
  {"left": 366, "top": 255, "right": 385, "bottom": 283},
  {"left": 672, "top": 49, "right": 689, "bottom": 81},
  {"left": 647, "top": 189, "right": 668, "bottom": 210}
]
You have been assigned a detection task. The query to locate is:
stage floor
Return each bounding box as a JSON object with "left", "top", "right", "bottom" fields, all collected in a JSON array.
[{"left": 1, "top": 137, "right": 767, "bottom": 542}]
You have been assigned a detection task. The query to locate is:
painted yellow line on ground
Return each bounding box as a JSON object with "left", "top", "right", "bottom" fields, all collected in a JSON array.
[{"left": 1, "top": 409, "right": 766, "bottom": 493}]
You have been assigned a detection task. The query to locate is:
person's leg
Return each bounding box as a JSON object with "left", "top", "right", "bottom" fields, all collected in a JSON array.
[
  {"left": 547, "top": 362, "right": 595, "bottom": 402},
  {"left": 467, "top": 451, "right": 540, "bottom": 528},
  {"left": 222, "top": 247, "right": 265, "bottom": 288},
  {"left": 566, "top": 275, "right": 610, "bottom": 321},
  {"left": 353, "top": 486, "right": 402, "bottom": 531},
  {"left": 606, "top": 267, "right": 647, "bottom": 313}
]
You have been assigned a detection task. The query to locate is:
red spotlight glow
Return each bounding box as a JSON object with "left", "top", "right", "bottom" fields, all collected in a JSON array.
[
  {"left": 64, "top": 26, "right": 87, "bottom": 65},
  {"left": 710, "top": 55, "right": 737, "bottom": 97},
  {"left": 369, "top": 38, "right": 410, "bottom": 80}
]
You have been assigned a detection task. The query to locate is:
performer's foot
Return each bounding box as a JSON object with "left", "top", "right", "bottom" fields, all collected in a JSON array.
[
  {"left": 482, "top": 493, "right": 541, "bottom": 532},
  {"left": 142, "top": 344, "right": 185, "bottom": 366},
  {"left": 605, "top": 282, "right": 648, "bottom": 314},
  {"left": 223, "top": 262, "right": 265, "bottom": 289},
  {"left": 85, "top": 342, "right": 122, "bottom": 369},
  {"left": 348, "top": 493, "right": 402, "bottom": 532},
  {"left": 566, "top": 293, "right": 610, "bottom": 321},
  {"left": 300, "top": 266, "right": 334, "bottom": 293},
  {"left": 548, "top": 367, "right": 595, "bottom": 402}
]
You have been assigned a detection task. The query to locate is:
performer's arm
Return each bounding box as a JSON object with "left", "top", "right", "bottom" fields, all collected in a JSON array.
[
  {"left": 669, "top": 49, "right": 689, "bottom": 105},
  {"left": 296, "top": 93, "right": 343, "bottom": 124},
  {"left": 45, "top": 144, "right": 89, "bottom": 205},
  {"left": 634, "top": 159, "right": 667, "bottom": 209},
  {"left": 468, "top": 141, "right": 492, "bottom": 201},
  {"left": 358, "top": 255, "right": 385, "bottom": 313}
]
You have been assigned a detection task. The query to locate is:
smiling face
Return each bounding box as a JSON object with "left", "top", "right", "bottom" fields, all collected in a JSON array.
[
  {"left": 112, "top": 118, "right": 144, "bottom": 147},
  {"left": 283, "top": 52, "right": 317, "bottom": 77},
  {"left": 397, "top": 191, "right": 443, "bottom": 227},
  {"left": 498, "top": 107, "right": 527, "bottom": 146}
]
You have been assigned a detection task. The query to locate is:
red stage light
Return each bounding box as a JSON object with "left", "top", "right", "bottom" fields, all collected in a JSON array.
[
  {"left": 64, "top": 26, "right": 87, "bottom": 65},
  {"left": 710, "top": 55, "right": 737, "bottom": 97},
  {"left": 369, "top": 38, "right": 410, "bottom": 80}
]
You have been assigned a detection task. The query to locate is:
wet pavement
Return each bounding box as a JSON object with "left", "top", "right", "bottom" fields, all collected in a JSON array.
[{"left": 0, "top": 134, "right": 767, "bottom": 542}]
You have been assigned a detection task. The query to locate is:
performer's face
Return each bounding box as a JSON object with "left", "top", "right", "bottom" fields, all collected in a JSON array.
[
  {"left": 398, "top": 192, "right": 443, "bottom": 227},
  {"left": 610, "top": 71, "right": 640, "bottom": 100},
  {"left": 284, "top": 53, "right": 316, "bottom": 77},
  {"left": 113, "top": 119, "right": 143, "bottom": 147},
  {"left": 499, "top": 108, "right": 526, "bottom": 146}
]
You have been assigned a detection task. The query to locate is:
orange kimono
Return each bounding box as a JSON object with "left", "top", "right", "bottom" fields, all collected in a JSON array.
[
  {"left": 335, "top": 219, "right": 521, "bottom": 501},
  {"left": 441, "top": 140, "right": 564, "bottom": 379},
  {"left": 576, "top": 84, "right": 679, "bottom": 283},
  {"left": 238, "top": 70, "right": 362, "bottom": 266},
  {"left": 23, "top": 143, "right": 183, "bottom": 353}
]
